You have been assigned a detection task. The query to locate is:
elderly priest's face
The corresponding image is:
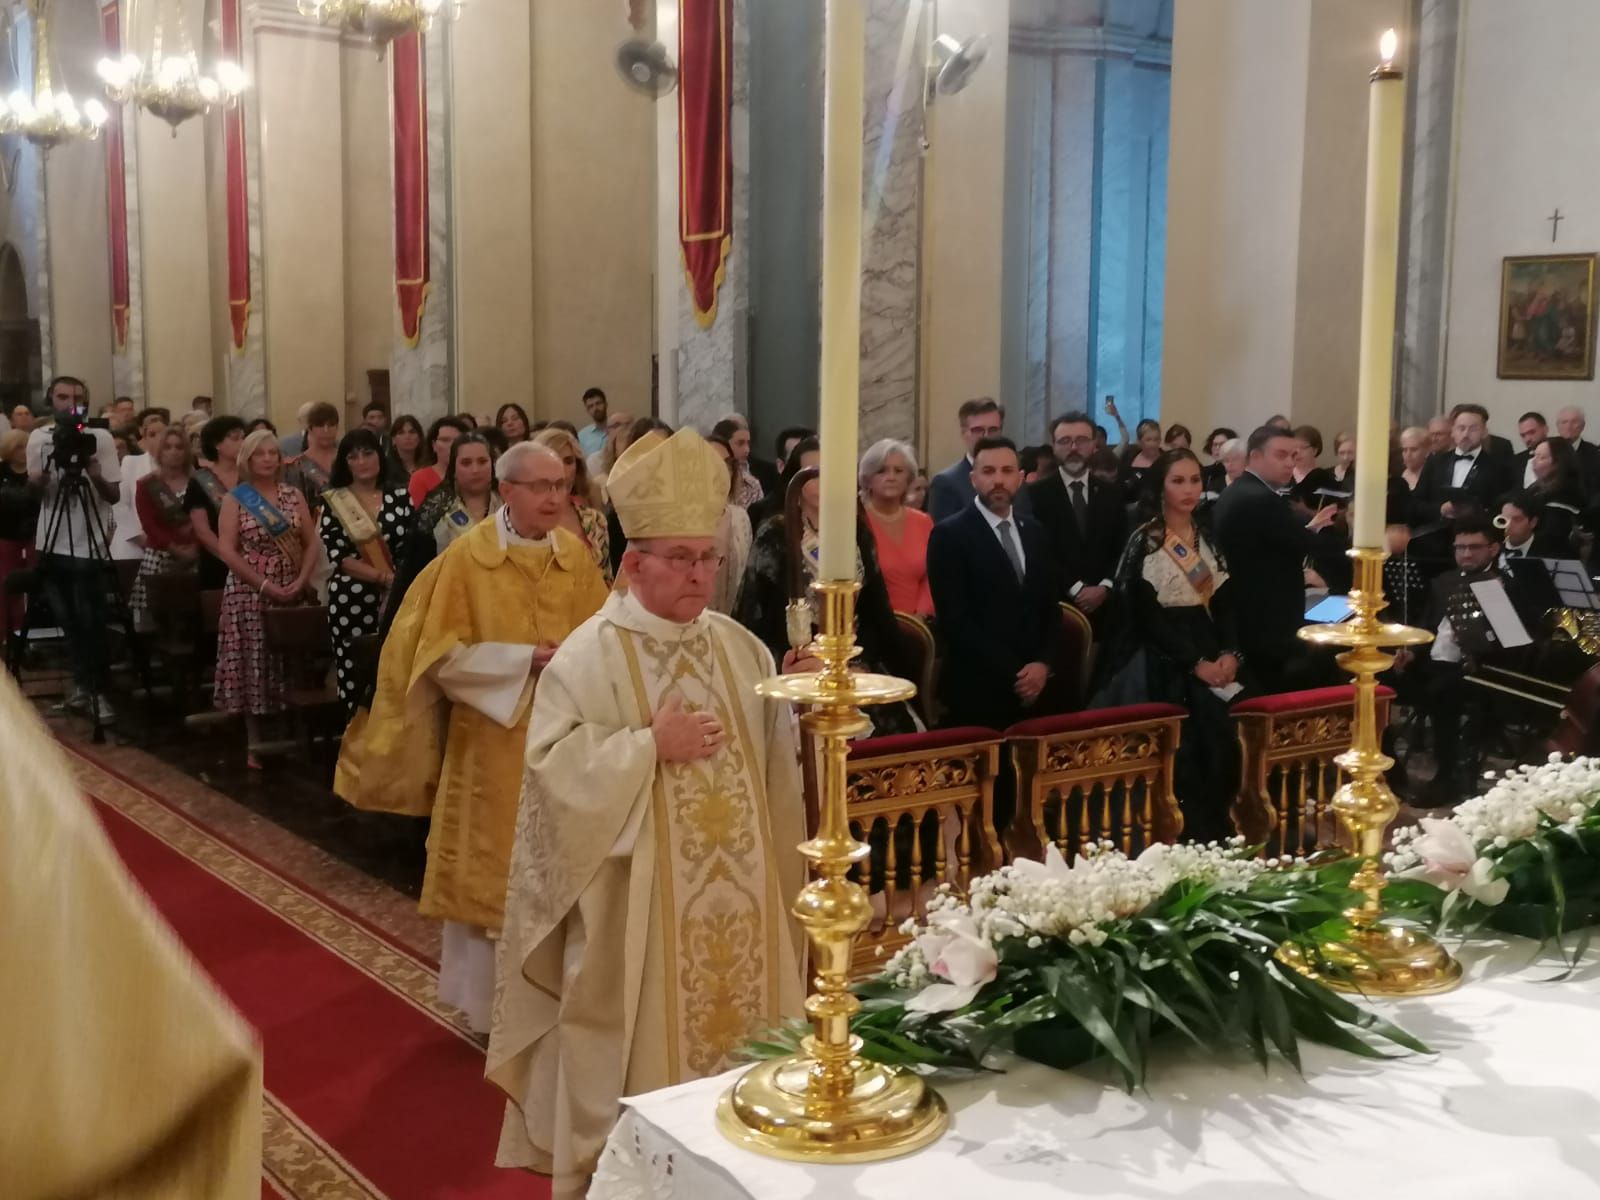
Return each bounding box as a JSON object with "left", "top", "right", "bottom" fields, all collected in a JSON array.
[
  {"left": 626, "top": 537, "right": 720, "bottom": 624},
  {"left": 499, "top": 448, "right": 570, "bottom": 538}
]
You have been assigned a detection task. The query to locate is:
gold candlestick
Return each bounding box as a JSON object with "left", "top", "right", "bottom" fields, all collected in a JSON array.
[
  {"left": 1276, "top": 548, "right": 1463, "bottom": 995},
  {"left": 718, "top": 579, "right": 948, "bottom": 1160}
]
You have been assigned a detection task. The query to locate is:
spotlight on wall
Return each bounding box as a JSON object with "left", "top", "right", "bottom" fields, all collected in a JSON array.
[
  {"left": 615, "top": 39, "right": 678, "bottom": 96},
  {"left": 926, "top": 32, "right": 988, "bottom": 104}
]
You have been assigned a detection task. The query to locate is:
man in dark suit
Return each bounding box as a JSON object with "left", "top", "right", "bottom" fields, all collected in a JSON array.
[
  {"left": 1409, "top": 404, "right": 1514, "bottom": 529},
  {"left": 1499, "top": 492, "right": 1565, "bottom": 563},
  {"left": 1513, "top": 410, "right": 1548, "bottom": 490},
  {"left": 1556, "top": 406, "right": 1600, "bottom": 498},
  {"left": 1212, "top": 426, "right": 1338, "bottom": 694},
  {"left": 928, "top": 437, "right": 1065, "bottom": 731},
  {"left": 928, "top": 398, "right": 1004, "bottom": 523},
  {"left": 1025, "top": 411, "right": 1126, "bottom": 620}
]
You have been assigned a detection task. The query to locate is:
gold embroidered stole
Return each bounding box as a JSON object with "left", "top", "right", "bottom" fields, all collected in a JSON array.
[
  {"left": 615, "top": 624, "right": 784, "bottom": 1084},
  {"left": 1161, "top": 529, "right": 1214, "bottom": 607},
  {"left": 325, "top": 486, "right": 395, "bottom": 573}
]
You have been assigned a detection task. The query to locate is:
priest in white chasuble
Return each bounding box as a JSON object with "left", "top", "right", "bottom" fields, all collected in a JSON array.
[
  {"left": 335, "top": 440, "right": 608, "bottom": 1032},
  {"left": 488, "top": 428, "right": 806, "bottom": 1196}
]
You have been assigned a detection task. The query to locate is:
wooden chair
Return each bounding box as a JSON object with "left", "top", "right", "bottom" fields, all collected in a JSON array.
[
  {"left": 842, "top": 726, "right": 1004, "bottom": 980},
  {"left": 1232, "top": 685, "right": 1394, "bottom": 856},
  {"left": 1055, "top": 602, "right": 1094, "bottom": 711},
  {"left": 262, "top": 605, "right": 339, "bottom": 756},
  {"left": 1004, "top": 703, "right": 1187, "bottom": 865},
  {"left": 891, "top": 611, "right": 938, "bottom": 727},
  {"left": 146, "top": 570, "right": 201, "bottom": 713}
]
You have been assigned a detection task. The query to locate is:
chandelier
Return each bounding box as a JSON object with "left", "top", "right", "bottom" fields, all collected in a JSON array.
[
  {"left": 297, "top": 0, "right": 461, "bottom": 57},
  {"left": 0, "top": 1, "right": 108, "bottom": 151},
  {"left": 97, "top": 1, "right": 247, "bottom": 133}
]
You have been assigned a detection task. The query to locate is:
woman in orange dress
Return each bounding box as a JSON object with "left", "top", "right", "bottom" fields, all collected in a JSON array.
[{"left": 859, "top": 438, "right": 934, "bottom": 617}]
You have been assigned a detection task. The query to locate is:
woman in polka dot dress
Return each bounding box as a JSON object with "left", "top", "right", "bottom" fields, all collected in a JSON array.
[{"left": 319, "top": 429, "right": 412, "bottom": 712}]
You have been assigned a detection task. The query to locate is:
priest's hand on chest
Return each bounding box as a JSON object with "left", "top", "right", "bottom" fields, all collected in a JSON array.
[{"left": 650, "top": 693, "right": 726, "bottom": 763}]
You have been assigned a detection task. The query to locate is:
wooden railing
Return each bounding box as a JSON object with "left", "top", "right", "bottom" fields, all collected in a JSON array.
[
  {"left": 1002, "top": 704, "right": 1187, "bottom": 866},
  {"left": 1232, "top": 685, "right": 1393, "bottom": 856},
  {"left": 841, "top": 727, "right": 1004, "bottom": 980}
]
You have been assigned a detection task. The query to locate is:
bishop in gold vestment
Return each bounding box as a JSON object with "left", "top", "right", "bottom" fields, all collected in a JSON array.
[
  {"left": 336, "top": 441, "right": 608, "bottom": 1030},
  {"left": 488, "top": 430, "right": 806, "bottom": 1196},
  {"left": 0, "top": 674, "right": 260, "bottom": 1199}
]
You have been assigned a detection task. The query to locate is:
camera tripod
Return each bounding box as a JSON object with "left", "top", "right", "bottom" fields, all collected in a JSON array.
[{"left": 8, "top": 462, "right": 154, "bottom": 744}]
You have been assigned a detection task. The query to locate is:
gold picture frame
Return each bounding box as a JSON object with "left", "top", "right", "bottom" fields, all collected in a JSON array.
[{"left": 1498, "top": 253, "right": 1599, "bottom": 380}]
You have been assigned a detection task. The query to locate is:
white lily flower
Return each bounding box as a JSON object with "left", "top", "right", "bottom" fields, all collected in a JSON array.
[{"left": 905, "top": 911, "right": 999, "bottom": 1014}]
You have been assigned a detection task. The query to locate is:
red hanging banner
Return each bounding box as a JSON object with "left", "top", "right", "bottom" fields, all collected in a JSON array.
[
  {"left": 392, "top": 31, "right": 429, "bottom": 345},
  {"left": 678, "top": 0, "right": 732, "bottom": 328},
  {"left": 222, "top": 0, "right": 249, "bottom": 349},
  {"left": 100, "top": 1, "right": 129, "bottom": 351}
]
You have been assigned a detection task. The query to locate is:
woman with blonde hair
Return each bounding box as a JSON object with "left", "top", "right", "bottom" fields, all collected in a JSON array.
[
  {"left": 533, "top": 426, "right": 611, "bottom": 581},
  {"left": 214, "top": 428, "right": 320, "bottom": 768},
  {"left": 859, "top": 437, "right": 934, "bottom": 616},
  {"left": 129, "top": 428, "right": 198, "bottom": 631}
]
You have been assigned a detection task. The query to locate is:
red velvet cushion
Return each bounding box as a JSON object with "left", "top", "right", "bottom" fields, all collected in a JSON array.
[
  {"left": 1231, "top": 684, "right": 1394, "bottom": 716},
  {"left": 848, "top": 726, "right": 1003, "bottom": 760},
  {"left": 1004, "top": 703, "right": 1187, "bottom": 740}
]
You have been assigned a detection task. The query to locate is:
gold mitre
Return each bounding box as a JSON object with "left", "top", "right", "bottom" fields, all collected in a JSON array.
[{"left": 608, "top": 427, "right": 729, "bottom": 539}]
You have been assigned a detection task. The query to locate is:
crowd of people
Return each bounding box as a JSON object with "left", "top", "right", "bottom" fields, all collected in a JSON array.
[
  {"left": 7, "top": 375, "right": 1600, "bottom": 826},
  {"left": 12, "top": 376, "right": 1600, "bottom": 1195}
]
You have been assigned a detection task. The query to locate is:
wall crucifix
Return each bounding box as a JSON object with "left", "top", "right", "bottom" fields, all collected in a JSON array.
[{"left": 1549, "top": 208, "right": 1565, "bottom": 243}]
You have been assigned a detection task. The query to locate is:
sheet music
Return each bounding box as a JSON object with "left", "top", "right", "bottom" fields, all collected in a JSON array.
[
  {"left": 1470, "top": 579, "right": 1532, "bottom": 648},
  {"left": 1537, "top": 558, "right": 1600, "bottom": 611}
]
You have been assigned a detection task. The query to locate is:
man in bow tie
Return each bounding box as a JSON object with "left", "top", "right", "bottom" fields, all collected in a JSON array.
[{"left": 1410, "top": 403, "right": 1513, "bottom": 530}]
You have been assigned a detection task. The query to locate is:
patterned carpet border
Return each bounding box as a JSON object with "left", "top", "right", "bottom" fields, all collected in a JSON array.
[
  {"left": 65, "top": 745, "right": 480, "bottom": 1047},
  {"left": 264, "top": 1091, "right": 388, "bottom": 1200}
]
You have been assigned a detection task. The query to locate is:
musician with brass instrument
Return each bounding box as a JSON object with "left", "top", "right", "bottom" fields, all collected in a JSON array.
[{"left": 1393, "top": 513, "right": 1547, "bottom": 806}]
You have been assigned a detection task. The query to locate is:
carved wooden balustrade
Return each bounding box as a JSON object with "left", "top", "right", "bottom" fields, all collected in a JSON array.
[
  {"left": 1231, "top": 685, "right": 1394, "bottom": 856},
  {"left": 841, "top": 727, "right": 1004, "bottom": 980},
  {"left": 1002, "top": 704, "right": 1187, "bottom": 865}
]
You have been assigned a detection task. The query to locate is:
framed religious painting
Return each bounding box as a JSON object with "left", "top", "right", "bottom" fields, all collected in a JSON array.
[{"left": 1498, "top": 252, "right": 1599, "bottom": 380}]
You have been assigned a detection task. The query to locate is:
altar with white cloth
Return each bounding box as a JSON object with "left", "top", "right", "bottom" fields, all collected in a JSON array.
[{"left": 588, "top": 942, "right": 1600, "bottom": 1200}]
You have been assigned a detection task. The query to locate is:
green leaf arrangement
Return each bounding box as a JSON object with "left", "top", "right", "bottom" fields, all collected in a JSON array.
[
  {"left": 1385, "top": 755, "right": 1600, "bottom": 974},
  {"left": 746, "top": 844, "right": 1429, "bottom": 1088}
]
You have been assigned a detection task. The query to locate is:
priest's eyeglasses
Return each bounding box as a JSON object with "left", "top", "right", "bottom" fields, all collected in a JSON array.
[
  {"left": 502, "top": 478, "right": 570, "bottom": 496},
  {"left": 636, "top": 548, "right": 725, "bottom": 574}
]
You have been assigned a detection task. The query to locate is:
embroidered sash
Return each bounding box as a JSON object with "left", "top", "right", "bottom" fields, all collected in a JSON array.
[
  {"left": 139, "top": 473, "right": 189, "bottom": 530},
  {"left": 1161, "top": 530, "right": 1214, "bottom": 606},
  {"left": 292, "top": 455, "right": 331, "bottom": 497},
  {"left": 325, "top": 486, "right": 394, "bottom": 574},
  {"left": 232, "top": 483, "right": 303, "bottom": 571},
  {"left": 192, "top": 467, "right": 228, "bottom": 510}
]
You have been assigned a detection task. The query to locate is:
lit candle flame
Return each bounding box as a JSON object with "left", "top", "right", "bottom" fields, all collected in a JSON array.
[{"left": 1379, "top": 28, "right": 1398, "bottom": 65}]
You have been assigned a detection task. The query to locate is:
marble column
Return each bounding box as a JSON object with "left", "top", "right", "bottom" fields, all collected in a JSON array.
[
  {"left": 389, "top": 26, "right": 452, "bottom": 423},
  {"left": 102, "top": 0, "right": 145, "bottom": 402},
  {"left": 673, "top": 0, "right": 749, "bottom": 435},
  {"left": 6, "top": 12, "right": 53, "bottom": 385},
  {"left": 1398, "top": 0, "right": 1459, "bottom": 427},
  {"left": 857, "top": 0, "right": 926, "bottom": 450}
]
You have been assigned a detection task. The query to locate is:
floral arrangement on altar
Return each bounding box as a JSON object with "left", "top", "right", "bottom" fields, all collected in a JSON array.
[
  {"left": 748, "top": 839, "right": 1426, "bottom": 1087},
  {"left": 1386, "top": 754, "right": 1600, "bottom": 963}
]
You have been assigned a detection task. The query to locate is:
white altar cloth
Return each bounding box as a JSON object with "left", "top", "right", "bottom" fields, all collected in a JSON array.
[{"left": 589, "top": 942, "right": 1600, "bottom": 1199}]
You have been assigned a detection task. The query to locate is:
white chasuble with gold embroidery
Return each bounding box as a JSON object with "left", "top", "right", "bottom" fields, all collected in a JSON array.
[{"left": 487, "top": 591, "right": 805, "bottom": 1196}]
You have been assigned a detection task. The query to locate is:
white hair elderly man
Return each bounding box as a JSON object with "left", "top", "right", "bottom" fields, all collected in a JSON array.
[
  {"left": 488, "top": 428, "right": 806, "bottom": 1197},
  {"left": 1556, "top": 406, "right": 1600, "bottom": 495},
  {"left": 336, "top": 438, "right": 608, "bottom": 1032}
]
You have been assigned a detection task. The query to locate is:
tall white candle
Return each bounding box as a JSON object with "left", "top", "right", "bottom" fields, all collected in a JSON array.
[
  {"left": 1352, "top": 28, "right": 1405, "bottom": 550},
  {"left": 817, "top": 0, "right": 866, "bottom": 581}
]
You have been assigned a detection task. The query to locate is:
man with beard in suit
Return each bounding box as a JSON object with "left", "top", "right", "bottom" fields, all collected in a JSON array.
[
  {"left": 1025, "top": 411, "right": 1126, "bottom": 625},
  {"left": 1514, "top": 411, "right": 1548, "bottom": 489},
  {"left": 928, "top": 437, "right": 1065, "bottom": 730},
  {"left": 1410, "top": 404, "right": 1513, "bottom": 530},
  {"left": 1212, "top": 426, "right": 1338, "bottom": 694}
]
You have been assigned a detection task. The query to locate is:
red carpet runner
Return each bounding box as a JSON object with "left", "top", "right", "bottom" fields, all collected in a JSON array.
[{"left": 71, "top": 746, "right": 548, "bottom": 1200}]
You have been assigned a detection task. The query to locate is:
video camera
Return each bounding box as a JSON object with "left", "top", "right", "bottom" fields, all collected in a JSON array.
[{"left": 49, "top": 411, "right": 99, "bottom": 474}]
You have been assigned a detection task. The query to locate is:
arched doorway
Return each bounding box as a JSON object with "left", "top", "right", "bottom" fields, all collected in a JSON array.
[{"left": 0, "top": 242, "right": 41, "bottom": 411}]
